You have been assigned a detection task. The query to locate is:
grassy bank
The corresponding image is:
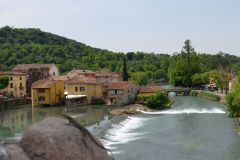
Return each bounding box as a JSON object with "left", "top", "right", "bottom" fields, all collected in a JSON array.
[{"left": 189, "top": 90, "right": 220, "bottom": 101}]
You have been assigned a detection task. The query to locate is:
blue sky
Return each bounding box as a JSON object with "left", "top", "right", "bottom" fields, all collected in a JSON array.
[{"left": 1, "top": 0, "right": 240, "bottom": 55}]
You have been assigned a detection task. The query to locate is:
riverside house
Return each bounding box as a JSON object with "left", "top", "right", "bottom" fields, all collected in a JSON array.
[
  {"left": 0, "top": 72, "right": 27, "bottom": 97},
  {"left": 31, "top": 79, "right": 64, "bottom": 107},
  {"left": 12, "top": 64, "right": 59, "bottom": 96},
  {"left": 65, "top": 76, "right": 103, "bottom": 105},
  {"left": 106, "top": 81, "right": 139, "bottom": 106}
]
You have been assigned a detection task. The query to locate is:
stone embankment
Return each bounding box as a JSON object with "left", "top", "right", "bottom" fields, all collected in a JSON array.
[
  {"left": 0, "top": 117, "right": 112, "bottom": 160},
  {"left": 0, "top": 98, "right": 31, "bottom": 111}
]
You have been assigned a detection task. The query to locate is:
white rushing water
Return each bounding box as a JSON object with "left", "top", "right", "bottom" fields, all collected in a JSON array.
[
  {"left": 101, "top": 116, "right": 148, "bottom": 154},
  {"left": 137, "top": 108, "right": 226, "bottom": 115}
]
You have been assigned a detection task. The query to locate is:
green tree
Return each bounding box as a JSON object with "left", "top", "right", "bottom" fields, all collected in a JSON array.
[
  {"left": 226, "top": 83, "right": 240, "bottom": 117},
  {"left": 0, "top": 76, "right": 9, "bottom": 89},
  {"left": 122, "top": 57, "right": 128, "bottom": 81},
  {"left": 168, "top": 40, "right": 200, "bottom": 87},
  {"left": 131, "top": 72, "right": 148, "bottom": 86}
]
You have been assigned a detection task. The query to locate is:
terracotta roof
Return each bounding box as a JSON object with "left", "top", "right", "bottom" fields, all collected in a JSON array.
[
  {"left": 0, "top": 71, "right": 27, "bottom": 76},
  {"left": 95, "top": 72, "right": 120, "bottom": 78},
  {"left": 49, "top": 75, "right": 74, "bottom": 81},
  {"left": 12, "top": 64, "right": 56, "bottom": 72},
  {"left": 65, "top": 76, "right": 98, "bottom": 84},
  {"left": 32, "top": 79, "right": 56, "bottom": 88},
  {"left": 139, "top": 86, "right": 164, "bottom": 93},
  {"left": 67, "top": 69, "right": 95, "bottom": 75},
  {"left": 107, "top": 81, "right": 134, "bottom": 90}
]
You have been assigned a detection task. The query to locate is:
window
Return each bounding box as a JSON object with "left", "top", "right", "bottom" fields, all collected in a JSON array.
[
  {"left": 20, "top": 82, "right": 23, "bottom": 90},
  {"left": 114, "top": 90, "right": 117, "bottom": 94},
  {"left": 10, "top": 83, "right": 13, "bottom": 88},
  {"left": 75, "top": 86, "right": 78, "bottom": 92},
  {"left": 53, "top": 72, "right": 55, "bottom": 75},
  {"left": 80, "top": 87, "right": 85, "bottom": 91},
  {"left": 20, "top": 77, "right": 22, "bottom": 80},
  {"left": 39, "top": 89, "right": 45, "bottom": 93},
  {"left": 39, "top": 96, "right": 45, "bottom": 101},
  {"left": 9, "top": 77, "right": 13, "bottom": 81}
]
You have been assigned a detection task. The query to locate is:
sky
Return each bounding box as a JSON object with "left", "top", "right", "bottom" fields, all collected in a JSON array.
[{"left": 1, "top": 0, "right": 240, "bottom": 55}]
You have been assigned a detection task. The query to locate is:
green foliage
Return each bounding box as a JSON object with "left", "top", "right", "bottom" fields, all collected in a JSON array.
[
  {"left": 138, "top": 92, "right": 169, "bottom": 109},
  {"left": 226, "top": 83, "right": 240, "bottom": 117},
  {"left": 0, "top": 76, "right": 9, "bottom": 89},
  {"left": 131, "top": 72, "right": 148, "bottom": 86},
  {"left": 189, "top": 90, "right": 199, "bottom": 96},
  {"left": 168, "top": 40, "right": 200, "bottom": 87},
  {"left": 191, "top": 72, "right": 209, "bottom": 87},
  {"left": 198, "top": 91, "right": 221, "bottom": 101}
]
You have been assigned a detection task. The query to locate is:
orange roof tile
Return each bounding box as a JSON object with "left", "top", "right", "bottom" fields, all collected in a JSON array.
[
  {"left": 12, "top": 64, "right": 56, "bottom": 72},
  {"left": 0, "top": 71, "right": 27, "bottom": 76},
  {"left": 65, "top": 76, "right": 98, "bottom": 84},
  {"left": 107, "top": 81, "right": 134, "bottom": 90},
  {"left": 139, "top": 86, "right": 164, "bottom": 93},
  {"left": 32, "top": 79, "right": 56, "bottom": 88}
]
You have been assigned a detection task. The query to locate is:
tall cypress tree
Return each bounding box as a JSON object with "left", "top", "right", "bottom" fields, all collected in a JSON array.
[{"left": 123, "top": 57, "right": 128, "bottom": 81}]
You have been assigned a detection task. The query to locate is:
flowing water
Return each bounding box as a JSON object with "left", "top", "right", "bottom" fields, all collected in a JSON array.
[{"left": 102, "top": 96, "right": 240, "bottom": 160}]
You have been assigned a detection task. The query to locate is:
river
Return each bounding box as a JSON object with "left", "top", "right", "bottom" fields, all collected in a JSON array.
[
  {"left": 102, "top": 96, "right": 240, "bottom": 160},
  {"left": 0, "top": 96, "right": 240, "bottom": 160}
]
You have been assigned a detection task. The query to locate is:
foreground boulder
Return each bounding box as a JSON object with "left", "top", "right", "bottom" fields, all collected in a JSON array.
[
  {"left": 0, "top": 141, "right": 30, "bottom": 160},
  {"left": 20, "top": 117, "right": 112, "bottom": 160}
]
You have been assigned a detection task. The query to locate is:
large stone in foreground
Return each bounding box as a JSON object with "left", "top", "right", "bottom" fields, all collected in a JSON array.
[
  {"left": 20, "top": 117, "right": 112, "bottom": 160},
  {"left": 0, "top": 142, "right": 30, "bottom": 160}
]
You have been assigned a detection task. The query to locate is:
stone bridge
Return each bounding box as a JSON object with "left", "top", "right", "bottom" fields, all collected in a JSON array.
[{"left": 165, "top": 87, "right": 191, "bottom": 96}]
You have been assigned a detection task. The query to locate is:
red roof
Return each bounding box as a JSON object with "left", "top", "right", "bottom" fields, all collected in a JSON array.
[
  {"left": 107, "top": 81, "right": 134, "bottom": 90},
  {"left": 12, "top": 64, "right": 56, "bottom": 72},
  {"left": 65, "top": 76, "right": 98, "bottom": 84},
  {"left": 32, "top": 79, "right": 56, "bottom": 88},
  {"left": 139, "top": 86, "right": 164, "bottom": 93}
]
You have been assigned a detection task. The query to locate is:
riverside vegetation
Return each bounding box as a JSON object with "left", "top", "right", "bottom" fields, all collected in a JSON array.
[{"left": 190, "top": 90, "right": 221, "bottom": 101}]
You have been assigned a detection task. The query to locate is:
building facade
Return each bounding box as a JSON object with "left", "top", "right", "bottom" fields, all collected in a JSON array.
[
  {"left": 0, "top": 72, "right": 27, "bottom": 97},
  {"left": 12, "top": 64, "right": 59, "bottom": 96},
  {"left": 31, "top": 79, "right": 64, "bottom": 107},
  {"left": 65, "top": 76, "right": 103, "bottom": 104},
  {"left": 106, "top": 81, "right": 139, "bottom": 106}
]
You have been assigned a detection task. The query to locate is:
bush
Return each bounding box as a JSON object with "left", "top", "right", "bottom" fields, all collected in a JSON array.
[
  {"left": 226, "top": 83, "right": 240, "bottom": 117},
  {"left": 189, "top": 90, "right": 199, "bottom": 96},
  {"left": 0, "top": 76, "right": 9, "bottom": 89},
  {"left": 198, "top": 91, "right": 220, "bottom": 101},
  {"left": 138, "top": 92, "right": 169, "bottom": 109}
]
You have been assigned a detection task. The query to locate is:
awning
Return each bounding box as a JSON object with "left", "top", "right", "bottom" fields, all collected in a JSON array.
[{"left": 66, "top": 95, "right": 87, "bottom": 99}]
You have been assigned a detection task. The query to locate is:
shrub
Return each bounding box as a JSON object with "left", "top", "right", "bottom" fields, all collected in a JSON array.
[
  {"left": 226, "top": 83, "right": 240, "bottom": 117},
  {"left": 139, "top": 92, "right": 169, "bottom": 109},
  {"left": 189, "top": 90, "right": 199, "bottom": 96},
  {"left": 198, "top": 91, "right": 220, "bottom": 101}
]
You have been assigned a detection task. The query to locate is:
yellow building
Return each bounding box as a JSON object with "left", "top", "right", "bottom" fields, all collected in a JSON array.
[
  {"left": 31, "top": 79, "right": 64, "bottom": 107},
  {"left": 0, "top": 72, "right": 27, "bottom": 97},
  {"left": 65, "top": 76, "right": 103, "bottom": 104}
]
